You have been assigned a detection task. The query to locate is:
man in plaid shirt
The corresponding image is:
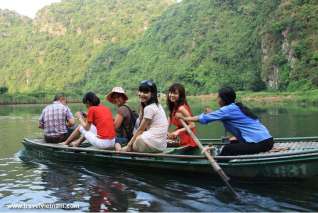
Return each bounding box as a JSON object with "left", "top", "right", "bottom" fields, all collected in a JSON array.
[{"left": 39, "top": 93, "right": 75, "bottom": 143}]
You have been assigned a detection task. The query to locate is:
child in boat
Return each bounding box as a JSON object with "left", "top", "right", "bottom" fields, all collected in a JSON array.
[
  {"left": 166, "top": 83, "right": 197, "bottom": 148},
  {"left": 122, "top": 80, "right": 169, "bottom": 153},
  {"left": 106, "top": 86, "right": 136, "bottom": 151},
  {"left": 177, "top": 86, "right": 274, "bottom": 156},
  {"left": 62, "top": 92, "right": 116, "bottom": 149}
]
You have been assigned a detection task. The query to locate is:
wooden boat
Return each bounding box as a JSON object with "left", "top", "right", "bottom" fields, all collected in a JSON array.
[{"left": 21, "top": 137, "right": 318, "bottom": 179}]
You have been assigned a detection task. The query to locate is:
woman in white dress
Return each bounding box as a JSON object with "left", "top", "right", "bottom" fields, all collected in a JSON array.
[{"left": 122, "top": 80, "right": 168, "bottom": 153}]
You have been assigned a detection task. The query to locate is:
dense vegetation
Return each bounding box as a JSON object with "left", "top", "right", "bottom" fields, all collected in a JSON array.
[
  {"left": 0, "top": 0, "right": 174, "bottom": 94},
  {"left": 0, "top": 0, "right": 317, "bottom": 98},
  {"left": 84, "top": 0, "right": 318, "bottom": 94}
]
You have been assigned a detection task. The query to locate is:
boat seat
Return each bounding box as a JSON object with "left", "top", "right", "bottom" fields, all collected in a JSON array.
[{"left": 268, "top": 147, "right": 289, "bottom": 152}]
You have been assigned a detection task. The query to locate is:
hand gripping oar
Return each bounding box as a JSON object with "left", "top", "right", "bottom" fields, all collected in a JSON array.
[{"left": 180, "top": 119, "right": 239, "bottom": 198}]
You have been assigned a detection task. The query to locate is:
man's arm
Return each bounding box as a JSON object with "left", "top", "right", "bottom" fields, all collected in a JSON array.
[
  {"left": 65, "top": 107, "right": 75, "bottom": 127},
  {"left": 39, "top": 110, "right": 44, "bottom": 129},
  {"left": 66, "top": 117, "right": 75, "bottom": 127}
]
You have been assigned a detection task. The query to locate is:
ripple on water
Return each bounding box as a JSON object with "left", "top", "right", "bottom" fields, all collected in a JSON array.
[
  {"left": 29, "top": 185, "right": 45, "bottom": 190},
  {"left": 134, "top": 192, "right": 153, "bottom": 207}
]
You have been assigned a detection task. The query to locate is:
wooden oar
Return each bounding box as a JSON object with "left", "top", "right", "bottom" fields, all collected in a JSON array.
[{"left": 180, "top": 119, "right": 239, "bottom": 198}]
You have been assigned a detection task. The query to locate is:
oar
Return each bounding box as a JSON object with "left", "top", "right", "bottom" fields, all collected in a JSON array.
[{"left": 180, "top": 119, "right": 239, "bottom": 198}]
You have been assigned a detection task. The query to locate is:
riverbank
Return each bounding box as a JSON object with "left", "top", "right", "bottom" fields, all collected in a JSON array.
[
  {"left": 1, "top": 90, "right": 318, "bottom": 106},
  {"left": 0, "top": 93, "right": 81, "bottom": 105},
  {"left": 188, "top": 89, "right": 318, "bottom": 108}
]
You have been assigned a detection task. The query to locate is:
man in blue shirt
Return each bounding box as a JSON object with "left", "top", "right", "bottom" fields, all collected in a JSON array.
[{"left": 177, "top": 87, "right": 274, "bottom": 156}]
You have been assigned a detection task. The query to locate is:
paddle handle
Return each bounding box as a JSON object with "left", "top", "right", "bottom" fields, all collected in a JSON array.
[
  {"left": 180, "top": 119, "right": 238, "bottom": 198},
  {"left": 179, "top": 120, "right": 227, "bottom": 175}
]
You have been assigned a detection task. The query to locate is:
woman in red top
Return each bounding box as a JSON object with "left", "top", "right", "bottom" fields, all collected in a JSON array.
[
  {"left": 167, "top": 83, "right": 197, "bottom": 147},
  {"left": 62, "top": 92, "right": 116, "bottom": 149}
]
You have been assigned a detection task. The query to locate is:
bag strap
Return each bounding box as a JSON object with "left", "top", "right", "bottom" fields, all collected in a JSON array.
[{"left": 121, "top": 105, "right": 135, "bottom": 138}]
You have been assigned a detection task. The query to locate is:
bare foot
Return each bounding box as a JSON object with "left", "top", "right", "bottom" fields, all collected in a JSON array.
[
  {"left": 59, "top": 141, "right": 69, "bottom": 146},
  {"left": 115, "top": 143, "right": 122, "bottom": 152},
  {"left": 121, "top": 145, "right": 132, "bottom": 152},
  {"left": 70, "top": 140, "right": 82, "bottom": 147}
]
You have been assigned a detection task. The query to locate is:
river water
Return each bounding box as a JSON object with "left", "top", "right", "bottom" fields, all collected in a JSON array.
[{"left": 0, "top": 103, "right": 318, "bottom": 211}]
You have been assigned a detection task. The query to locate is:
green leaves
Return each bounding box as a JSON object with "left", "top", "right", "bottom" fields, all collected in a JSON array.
[{"left": 0, "top": 0, "right": 317, "bottom": 96}]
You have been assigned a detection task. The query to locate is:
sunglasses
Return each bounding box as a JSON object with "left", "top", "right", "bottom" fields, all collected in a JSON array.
[{"left": 140, "top": 80, "right": 154, "bottom": 87}]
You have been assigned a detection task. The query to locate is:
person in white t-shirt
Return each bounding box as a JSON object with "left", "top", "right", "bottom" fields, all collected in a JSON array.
[{"left": 122, "top": 80, "right": 168, "bottom": 153}]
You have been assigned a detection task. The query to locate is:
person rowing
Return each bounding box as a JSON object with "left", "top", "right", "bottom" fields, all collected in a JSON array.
[{"left": 176, "top": 86, "right": 274, "bottom": 156}]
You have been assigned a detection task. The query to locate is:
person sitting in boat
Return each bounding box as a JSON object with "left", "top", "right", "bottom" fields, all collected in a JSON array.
[
  {"left": 166, "top": 83, "right": 197, "bottom": 148},
  {"left": 62, "top": 92, "right": 116, "bottom": 149},
  {"left": 106, "top": 86, "right": 138, "bottom": 151},
  {"left": 177, "top": 86, "right": 274, "bottom": 156},
  {"left": 39, "top": 93, "right": 76, "bottom": 143},
  {"left": 122, "top": 80, "right": 169, "bottom": 153}
]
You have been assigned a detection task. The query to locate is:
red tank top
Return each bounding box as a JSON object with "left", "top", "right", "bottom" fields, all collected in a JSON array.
[{"left": 170, "top": 104, "right": 197, "bottom": 147}]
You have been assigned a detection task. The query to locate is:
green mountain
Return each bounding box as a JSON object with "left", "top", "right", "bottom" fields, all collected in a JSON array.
[
  {"left": 0, "top": 10, "right": 33, "bottom": 93},
  {"left": 0, "top": 0, "right": 175, "bottom": 93},
  {"left": 0, "top": 0, "right": 317, "bottom": 96},
  {"left": 84, "top": 0, "right": 318, "bottom": 94}
]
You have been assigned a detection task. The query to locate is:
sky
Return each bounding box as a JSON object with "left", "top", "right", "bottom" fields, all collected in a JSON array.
[{"left": 0, "top": 0, "right": 61, "bottom": 18}]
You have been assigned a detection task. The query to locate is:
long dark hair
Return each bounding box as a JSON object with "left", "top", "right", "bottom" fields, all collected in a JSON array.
[
  {"left": 218, "top": 87, "right": 258, "bottom": 120},
  {"left": 138, "top": 80, "right": 159, "bottom": 108},
  {"left": 138, "top": 80, "right": 159, "bottom": 120},
  {"left": 167, "top": 83, "right": 189, "bottom": 118},
  {"left": 82, "top": 92, "right": 100, "bottom": 106}
]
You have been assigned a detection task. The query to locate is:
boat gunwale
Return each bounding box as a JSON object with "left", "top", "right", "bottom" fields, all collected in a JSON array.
[{"left": 200, "top": 136, "right": 318, "bottom": 142}]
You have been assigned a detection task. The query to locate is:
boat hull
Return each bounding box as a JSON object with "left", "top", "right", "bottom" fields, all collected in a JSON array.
[{"left": 21, "top": 138, "right": 318, "bottom": 179}]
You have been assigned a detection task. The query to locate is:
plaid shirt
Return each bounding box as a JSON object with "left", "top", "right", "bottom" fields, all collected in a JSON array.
[{"left": 39, "top": 101, "right": 74, "bottom": 136}]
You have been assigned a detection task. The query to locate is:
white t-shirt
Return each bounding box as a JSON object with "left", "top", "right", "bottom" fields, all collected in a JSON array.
[{"left": 140, "top": 103, "right": 168, "bottom": 151}]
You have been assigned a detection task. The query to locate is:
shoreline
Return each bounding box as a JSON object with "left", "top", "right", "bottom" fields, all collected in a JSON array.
[
  {"left": 0, "top": 100, "right": 82, "bottom": 106},
  {"left": 1, "top": 90, "right": 318, "bottom": 106},
  {"left": 188, "top": 90, "right": 318, "bottom": 107}
]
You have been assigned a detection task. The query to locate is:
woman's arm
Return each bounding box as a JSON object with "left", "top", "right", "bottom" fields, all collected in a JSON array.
[
  {"left": 114, "top": 113, "right": 124, "bottom": 129},
  {"left": 175, "top": 112, "right": 199, "bottom": 122},
  {"left": 171, "top": 106, "right": 196, "bottom": 136},
  {"left": 177, "top": 108, "right": 227, "bottom": 124},
  {"left": 125, "top": 118, "right": 151, "bottom": 151},
  {"left": 76, "top": 111, "right": 91, "bottom": 130}
]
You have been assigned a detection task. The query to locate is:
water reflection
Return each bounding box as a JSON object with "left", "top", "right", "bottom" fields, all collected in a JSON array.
[
  {"left": 1, "top": 154, "right": 318, "bottom": 211},
  {"left": 40, "top": 164, "right": 131, "bottom": 212}
]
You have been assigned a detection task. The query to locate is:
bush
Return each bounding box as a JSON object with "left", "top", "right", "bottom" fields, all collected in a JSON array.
[{"left": 0, "top": 86, "right": 8, "bottom": 94}]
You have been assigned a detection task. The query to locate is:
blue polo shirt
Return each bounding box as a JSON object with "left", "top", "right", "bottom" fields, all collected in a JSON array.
[{"left": 198, "top": 103, "right": 272, "bottom": 143}]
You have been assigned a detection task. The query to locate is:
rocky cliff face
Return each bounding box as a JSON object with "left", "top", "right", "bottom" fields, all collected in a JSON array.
[{"left": 260, "top": 0, "right": 318, "bottom": 90}]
